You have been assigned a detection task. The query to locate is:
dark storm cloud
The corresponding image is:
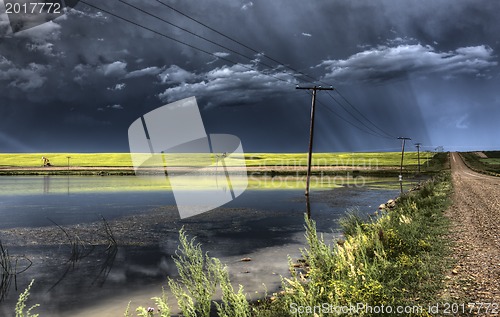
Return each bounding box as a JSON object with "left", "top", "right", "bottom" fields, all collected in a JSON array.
[
  {"left": 1, "top": 0, "right": 500, "bottom": 151},
  {"left": 158, "top": 63, "right": 297, "bottom": 107},
  {"left": 14, "top": 20, "right": 61, "bottom": 41},
  {"left": 318, "top": 44, "right": 497, "bottom": 83},
  {"left": 0, "top": 55, "right": 49, "bottom": 90}
]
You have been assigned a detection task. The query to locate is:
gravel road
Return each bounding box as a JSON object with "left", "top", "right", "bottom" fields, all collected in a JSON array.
[{"left": 443, "top": 152, "right": 500, "bottom": 309}]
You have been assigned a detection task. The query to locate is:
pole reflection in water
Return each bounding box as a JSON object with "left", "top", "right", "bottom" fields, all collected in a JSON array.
[{"left": 43, "top": 175, "right": 50, "bottom": 194}]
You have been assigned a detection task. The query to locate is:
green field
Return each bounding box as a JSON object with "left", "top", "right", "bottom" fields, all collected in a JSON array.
[
  {"left": 480, "top": 158, "right": 500, "bottom": 165},
  {"left": 238, "top": 152, "right": 429, "bottom": 167},
  {"left": 479, "top": 151, "right": 500, "bottom": 166},
  {"left": 0, "top": 152, "right": 432, "bottom": 168},
  {"left": 460, "top": 152, "right": 500, "bottom": 175},
  {"left": 0, "top": 153, "right": 133, "bottom": 167}
]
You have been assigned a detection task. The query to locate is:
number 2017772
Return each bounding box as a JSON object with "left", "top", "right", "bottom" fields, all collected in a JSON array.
[{"left": 5, "top": 2, "right": 62, "bottom": 14}]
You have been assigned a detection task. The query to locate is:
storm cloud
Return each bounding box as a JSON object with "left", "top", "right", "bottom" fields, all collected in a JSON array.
[
  {"left": 158, "top": 63, "right": 297, "bottom": 106},
  {"left": 0, "top": 0, "right": 499, "bottom": 152},
  {"left": 319, "top": 44, "right": 497, "bottom": 83}
]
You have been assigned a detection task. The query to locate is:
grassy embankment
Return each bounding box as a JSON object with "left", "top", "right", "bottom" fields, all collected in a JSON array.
[
  {"left": 0, "top": 152, "right": 441, "bottom": 176},
  {"left": 15, "top": 169, "right": 453, "bottom": 316},
  {"left": 459, "top": 151, "right": 500, "bottom": 176},
  {"left": 272, "top": 172, "right": 453, "bottom": 316}
]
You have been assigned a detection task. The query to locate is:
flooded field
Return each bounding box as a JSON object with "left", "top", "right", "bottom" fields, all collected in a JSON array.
[{"left": 0, "top": 175, "right": 415, "bottom": 316}]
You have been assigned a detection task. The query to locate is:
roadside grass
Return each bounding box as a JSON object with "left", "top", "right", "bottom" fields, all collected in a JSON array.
[
  {"left": 423, "top": 152, "right": 448, "bottom": 173},
  {"left": 259, "top": 172, "right": 453, "bottom": 316}
]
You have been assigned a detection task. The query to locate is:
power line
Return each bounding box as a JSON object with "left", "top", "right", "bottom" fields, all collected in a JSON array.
[
  {"left": 325, "top": 92, "right": 395, "bottom": 140},
  {"left": 334, "top": 90, "right": 396, "bottom": 139},
  {"left": 306, "top": 91, "right": 394, "bottom": 140},
  {"left": 305, "top": 68, "right": 396, "bottom": 138},
  {"left": 305, "top": 74, "right": 396, "bottom": 139},
  {"left": 118, "top": 0, "right": 285, "bottom": 74},
  {"left": 320, "top": 100, "right": 395, "bottom": 140},
  {"left": 151, "top": 0, "right": 400, "bottom": 140},
  {"left": 155, "top": 0, "right": 322, "bottom": 85},
  {"left": 116, "top": 0, "right": 397, "bottom": 140},
  {"left": 81, "top": 0, "right": 399, "bottom": 142},
  {"left": 79, "top": 0, "right": 296, "bottom": 85}
]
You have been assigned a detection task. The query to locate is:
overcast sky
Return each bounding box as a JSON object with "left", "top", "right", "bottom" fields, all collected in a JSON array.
[{"left": 1, "top": 0, "right": 499, "bottom": 152}]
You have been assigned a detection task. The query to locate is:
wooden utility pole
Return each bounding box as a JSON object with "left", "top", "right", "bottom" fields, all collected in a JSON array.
[
  {"left": 398, "top": 137, "right": 411, "bottom": 193},
  {"left": 296, "top": 85, "right": 334, "bottom": 196},
  {"left": 415, "top": 143, "right": 421, "bottom": 174}
]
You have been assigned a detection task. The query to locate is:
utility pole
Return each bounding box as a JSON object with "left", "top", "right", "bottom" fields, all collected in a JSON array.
[
  {"left": 398, "top": 137, "right": 411, "bottom": 193},
  {"left": 415, "top": 143, "right": 421, "bottom": 174},
  {"left": 67, "top": 156, "right": 71, "bottom": 170},
  {"left": 296, "top": 85, "right": 334, "bottom": 196}
]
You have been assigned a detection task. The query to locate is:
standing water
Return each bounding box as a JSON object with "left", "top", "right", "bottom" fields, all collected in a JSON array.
[{"left": 0, "top": 175, "right": 406, "bottom": 316}]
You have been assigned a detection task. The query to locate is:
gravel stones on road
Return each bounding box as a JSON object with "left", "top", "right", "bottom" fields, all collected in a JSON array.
[{"left": 442, "top": 153, "right": 500, "bottom": 306}]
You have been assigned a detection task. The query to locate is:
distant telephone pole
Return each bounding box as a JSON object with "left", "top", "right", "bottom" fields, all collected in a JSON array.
[
  {"left": 296, "top": 85, "right": 334, "bottom": 196},
  {"left": 398, "top": 137, "right": 411, "bottom": 193},
  {"left": 415, "top": 143, "right": 422, "bottom": 174}
]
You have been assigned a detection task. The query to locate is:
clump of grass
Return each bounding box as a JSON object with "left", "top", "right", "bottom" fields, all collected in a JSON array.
[
  {"left": 213, "top": 258, "right": 250, "bottom": 317},
  {"left": 279, "top": 215, "right": 392, "bottom": 313},
  {"left": 272, "top": 172, "right": 452, "bottom": 316},
  {"left": 168, "top": 227, "right": 220, "bottom": 317},
  {"left": 125, "top": 227, "right": 251, "bottom": 317},
  {"left": 166, "top": 228, "right": 253, "bottom": 317},
  {"left": 338, "top": 208, "right": 366, "bottom": 237},
  {"left": 15, "top": 279, "right": 39, "bottom": 317}
]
